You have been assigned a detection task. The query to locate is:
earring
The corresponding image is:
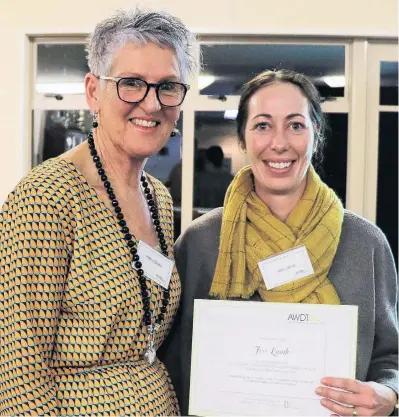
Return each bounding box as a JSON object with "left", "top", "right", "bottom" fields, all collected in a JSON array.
[
  {"left": 171, "top": 122, "right": 179, "bottom": 137},
  {"left": 92, "top": 112, "right": 98, "bottom": 128}
]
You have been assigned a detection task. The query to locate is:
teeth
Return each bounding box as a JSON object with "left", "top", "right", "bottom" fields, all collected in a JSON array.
[
  {"left": 267, "top": 161, "right": 292, "bottom": 169},
  {"left": 131, "top": 118, "right": 157, "bottom": 127}
]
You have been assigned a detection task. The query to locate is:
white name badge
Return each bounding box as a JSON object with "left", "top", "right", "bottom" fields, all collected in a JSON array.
[
  {"left": 258, "top": 245, "right": 314, "bottom": 290},
  {"left": 134, "top": 241, "right": 174, "bottom": 289}
]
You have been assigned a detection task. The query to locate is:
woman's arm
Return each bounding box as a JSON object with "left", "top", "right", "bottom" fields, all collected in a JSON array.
[
  {"left": 366, "top": 232, "right": 398, "bottom": 393},
  {"left": 0, "top": 188, "right": 71, "bottom": 415},
  {"left": 316, "top": 230, "right": 398, "bottom": 416}
]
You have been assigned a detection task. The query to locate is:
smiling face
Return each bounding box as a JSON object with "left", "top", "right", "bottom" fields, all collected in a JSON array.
[
  {"left": 242, "top": 82, "right": 315, "bottom": 199},
  {"left": 86, "top": 41, "right": 181, "bottom": 159}
]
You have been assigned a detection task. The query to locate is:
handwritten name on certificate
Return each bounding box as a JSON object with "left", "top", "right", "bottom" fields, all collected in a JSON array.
[{"left": 189, "top": 301, "right": 358, "bottom": 416}]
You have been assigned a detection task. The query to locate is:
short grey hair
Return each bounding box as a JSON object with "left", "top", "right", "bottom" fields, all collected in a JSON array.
[{"left": 86, "top": 8, "right": 198, "bottom": 83}]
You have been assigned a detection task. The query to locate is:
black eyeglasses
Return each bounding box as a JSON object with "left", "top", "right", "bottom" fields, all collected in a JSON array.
[{"left": 99, "top": 76, "right": 190, "bottom": 107}]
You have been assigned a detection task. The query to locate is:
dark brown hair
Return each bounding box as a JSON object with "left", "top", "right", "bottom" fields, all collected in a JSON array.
[{"left": 236, "top": 69, "right": 327, "bottom": 163}]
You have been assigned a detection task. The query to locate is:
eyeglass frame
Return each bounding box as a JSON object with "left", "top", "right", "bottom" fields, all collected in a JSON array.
[{"left": 98, "top": 76, "right": 190, "bottom": 107}]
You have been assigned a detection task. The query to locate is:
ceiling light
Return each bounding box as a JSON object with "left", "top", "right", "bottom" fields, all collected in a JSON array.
[
  {"left": 224, "top": 110, "right": 238, "bottom": 120},
  {"left": 323, "top": 76, "right": 345, "bottom": 88},
  {"left": 36, "top": 83, "right": 85, "bottom": 95},
  {"left": 198, "top": 75, "right": 216, "bottom": 90}
]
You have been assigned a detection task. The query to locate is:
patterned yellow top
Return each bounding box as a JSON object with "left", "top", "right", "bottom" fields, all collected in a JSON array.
[{"left": 0, "top": 157, "right": 181, "bottom": 416}]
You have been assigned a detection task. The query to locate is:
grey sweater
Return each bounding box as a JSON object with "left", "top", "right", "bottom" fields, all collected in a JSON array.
[{"left": 159, "top": 208, "right": 398, "bottom": 416}]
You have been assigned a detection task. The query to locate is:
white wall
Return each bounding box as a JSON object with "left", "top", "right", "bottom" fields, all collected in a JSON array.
[{"left": 0, "top": 0, "right": 397, "bottom": 203}]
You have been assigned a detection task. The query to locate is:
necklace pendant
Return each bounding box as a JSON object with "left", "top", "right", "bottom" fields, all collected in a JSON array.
[
  {"left": 144, "top": 342, "right": 157, "bottom": 365},
  {"left": 144, "top": 324, "right": 160, "bottom": 365}
]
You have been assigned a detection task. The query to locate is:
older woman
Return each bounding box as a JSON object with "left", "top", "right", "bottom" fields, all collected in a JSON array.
[
  {"left": 0, "top": 8, "right": 196, "bottom": 416},
  {"left": 162, "top": 70, "right": 398, "bottom": 416}
]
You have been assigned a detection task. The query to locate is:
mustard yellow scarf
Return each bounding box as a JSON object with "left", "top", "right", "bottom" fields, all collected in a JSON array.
[{"left": 209, "top": 165, "right": 343, "bottom": 304}]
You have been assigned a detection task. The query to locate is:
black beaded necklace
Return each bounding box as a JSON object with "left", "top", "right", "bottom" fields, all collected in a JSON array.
[{"left": 87, "top": 129, "right": 170, "bottom": 364}]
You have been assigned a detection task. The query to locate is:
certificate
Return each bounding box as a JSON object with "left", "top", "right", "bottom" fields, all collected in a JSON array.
[{"left": 189, "top": 300, "right": 358, "bottom": 416}]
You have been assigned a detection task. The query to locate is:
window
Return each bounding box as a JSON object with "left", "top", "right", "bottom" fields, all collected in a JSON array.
[{"left": 200, "top": 44, "right": 346, "bottom": 99}]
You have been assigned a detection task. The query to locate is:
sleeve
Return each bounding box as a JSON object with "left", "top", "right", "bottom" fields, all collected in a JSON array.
[
  {"left": 0, "top": 188, "right": 70, "bottom": 416},
  {"left": 366, "top": 231, "right": 398, "bottom": 396}
]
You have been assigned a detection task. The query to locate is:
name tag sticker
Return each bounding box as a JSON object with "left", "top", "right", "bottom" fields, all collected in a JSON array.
[
  {"left": 258, "top": 245, "right": 314, "bottom": 290},
  {"left": 134, "top": 241, "right": 174, "bottom": 289}
]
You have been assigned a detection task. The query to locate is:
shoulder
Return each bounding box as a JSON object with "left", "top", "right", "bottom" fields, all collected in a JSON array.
[
  {"left": 147, "top": 173, "right": 173, "bottom": 207},
  {"left": 174, "top": 208, "right": 223, "bottom": 286},
  {"left": 23, "top": 157, "right": 80, "bottom": 186},
  {"left": 338, "top": 210, "right": 396, "bottom": 269},
  {"left": 175, "top": 207, "right": 223, "bottom": 251},
  {"left": 342, "top": 210, "right": 390, "bottom": 248},
  {"left": 2, "top": 158, "right": 81, "bottom": 216}
]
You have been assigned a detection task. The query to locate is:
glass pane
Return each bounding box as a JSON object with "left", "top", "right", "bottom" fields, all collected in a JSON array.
[
  {"left": 145, "top": 116, "right": 183, "bottom": 241},
  {"left": 377, "top": 112, "right": 398, "bottom": 269},
  {"left": 36, "top": 44, "right": 88, "bottom": 96},
  {"left": 316, "top": 113, "right": 348, "bottom": 206},
  {"left": 200, "top": 44, "right": 345, "bottom": 98},
  {"left": 33, "top": 110, "right": 91, "bottom": 166},
  {"left": 192, "top": 111, "right": 347, "bottom": 220},
  {"left": 380, "top": 61, "right": 398, "bottom": 106},
  {"left": 193, "top": 111, "right": 239, "bottom": 219}
]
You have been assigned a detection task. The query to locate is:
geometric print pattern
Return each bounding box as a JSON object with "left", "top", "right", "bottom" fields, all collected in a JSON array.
[{"left": 0, "top": 157, "right": 181, "bottom": 416}]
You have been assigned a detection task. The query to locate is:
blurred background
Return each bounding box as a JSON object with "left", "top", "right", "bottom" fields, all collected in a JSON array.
[{"left": 0, "top": 0, "right": 397, "bottom": 266}]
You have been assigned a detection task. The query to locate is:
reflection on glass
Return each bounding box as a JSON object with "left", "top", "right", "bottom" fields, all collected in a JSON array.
[
  {"left": 380, "top": 62, "right": 398, "bottom": 106},
  {"left": 193, "top": 111, "right": 244, "bottom": 219},
  {"left": 36, "top": 44, "right": 88, "bottom": 95},
  {"left": 145, "top": 116, "right": 183, "bottom": 240},
  {"left": 317, "top": 113, "right": 348, "bottom": 205},
  {"left": 194, "top": 146, "right": 234, "bottom": 208},
  {"left": 33, "top": 110, "right": 91, "bottom": 166},
  {"left": 200, "top": 44, "right": 345, "bottom": 98},
  {"left": 377, "top": 112, "right": 398, "bottom": 268}
]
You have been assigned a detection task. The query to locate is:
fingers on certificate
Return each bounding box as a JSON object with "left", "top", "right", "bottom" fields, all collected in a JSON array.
[
  {"left": 320, "top": 377, "right": 362, "bottom": 393},
  {"left": 316, "top": 377, "right": 373, "bottom": 416},
  {"left": 316, "top": 384, "right": 360, "bottom": 407}
]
